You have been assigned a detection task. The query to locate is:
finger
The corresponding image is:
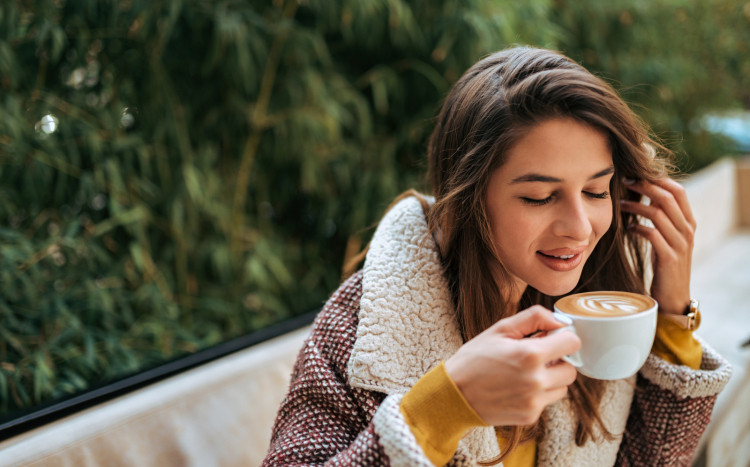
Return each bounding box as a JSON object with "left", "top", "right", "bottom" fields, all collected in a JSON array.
[
  {"left": 627, "top": 223, "right": 675, "bottom": 261},
  {"left": 542, "top": 359, "right": 578, "bottom": 388},
  {"left": 524, "top": 330, "right": 582, "bottom": 364},
  {"left": 623, "top": 179, "right": 693, "bottom": 236},
  {"left": 620, "top": 200, "right": 686, "bottom": 250},
  {"left": 623, "top": 181, "right": 688, "bottom": 232},
  {"left": 538, "top": 386, "right": 570, "bottom": 410},
  {"left": 651, "top": 177, "right": 697, "bottom": 229},
  {"left": 493, "top": 306, "right": 566, "bottom": 339}
]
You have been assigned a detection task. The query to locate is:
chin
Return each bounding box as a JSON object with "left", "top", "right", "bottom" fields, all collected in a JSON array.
[{"left": 533, "top": 278, "right": 580, "bottom": 298}]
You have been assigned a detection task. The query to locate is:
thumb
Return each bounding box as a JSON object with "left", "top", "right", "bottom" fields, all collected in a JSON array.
[{"left": 492, "top": 305, "right": 567, "bottom": 339}]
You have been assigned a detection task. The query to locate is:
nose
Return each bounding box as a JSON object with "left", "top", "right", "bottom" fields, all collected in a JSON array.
[{"left": 551, "top": 198, "right": 593, "bottom": 241}]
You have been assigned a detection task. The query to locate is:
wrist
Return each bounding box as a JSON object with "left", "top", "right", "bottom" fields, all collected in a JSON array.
[
  {"left": 658, "top": 298, "right": 701, "bottom": 330},
  {"left": 658, "top": 297, "right": 692, "bottom": 316}
]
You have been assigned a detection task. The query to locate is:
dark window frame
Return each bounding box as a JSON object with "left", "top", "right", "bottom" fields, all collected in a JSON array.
[{"left": 0, "top": 309, "right": 318, "bottom": 442}]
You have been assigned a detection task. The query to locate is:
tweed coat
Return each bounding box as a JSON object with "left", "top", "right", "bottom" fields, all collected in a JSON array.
[{"left": 263, "top": 196, "right": 732, "bottom": 466}]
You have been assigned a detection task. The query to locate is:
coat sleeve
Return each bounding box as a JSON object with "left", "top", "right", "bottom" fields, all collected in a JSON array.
[
  {"left": 616, "top": 337, "right": 732, "bottom": 466},
  {"left": 261, "top": 272, "right": 434, "bottom": 466}
]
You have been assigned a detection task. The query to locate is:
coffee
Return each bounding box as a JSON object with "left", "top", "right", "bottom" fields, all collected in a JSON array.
[
  {"left": 553, "top": 291, "right": 658, "bottom": 380},
  {"left": 555, "top": 291, "right": 655, "bottom": 318}
]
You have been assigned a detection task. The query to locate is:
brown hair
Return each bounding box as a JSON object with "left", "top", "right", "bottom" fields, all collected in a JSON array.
[{"left": 426, "top": 46, "right": 670, "bottom": 463}]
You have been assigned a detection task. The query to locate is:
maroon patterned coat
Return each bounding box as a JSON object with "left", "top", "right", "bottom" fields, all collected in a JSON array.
[{"left": 263, "top": 197, "right": 732, "bottom": 466}]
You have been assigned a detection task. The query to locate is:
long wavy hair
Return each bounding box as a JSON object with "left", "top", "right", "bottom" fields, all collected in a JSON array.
[{"left": 426, "top": 46, "right": 671, "bottom": 463}]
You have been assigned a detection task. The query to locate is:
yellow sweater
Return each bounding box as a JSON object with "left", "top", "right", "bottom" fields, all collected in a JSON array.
[{"left": 400, "top": 316, "right": 703, "bottom": 466}]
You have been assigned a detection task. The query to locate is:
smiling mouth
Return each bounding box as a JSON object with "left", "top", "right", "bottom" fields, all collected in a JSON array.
[
  {"left": 536, "top": 250, "right": 585, "bottom": 272},
  {"left": 538, "top": 245, "right": 588, "bottom": 258},
  {"left": 541, "top": 253, "right": 575, "bottom": 260}
]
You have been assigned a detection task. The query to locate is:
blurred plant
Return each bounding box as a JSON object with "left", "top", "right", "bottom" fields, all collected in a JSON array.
[
  {"left": 552, "top": 0, "right": 750, "bottom": 170},
  {"left": 1, "top": 0, "right": 746, "bottom": 420},
  {"left": 0, "top": 0, "right": 556, "bottom": 417}
]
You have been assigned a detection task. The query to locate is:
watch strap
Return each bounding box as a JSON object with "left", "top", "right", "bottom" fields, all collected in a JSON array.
[{"left": 659, "top": 298, "right": 701, "bottom": 331}]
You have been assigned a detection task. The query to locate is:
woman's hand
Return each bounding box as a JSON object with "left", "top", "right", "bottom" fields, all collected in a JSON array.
[
  {"left": 620, "top": 177, "right": 697, "bottom": 315},
  {"left": 444, "top": 306, "right": 580, "bottom": 426}
]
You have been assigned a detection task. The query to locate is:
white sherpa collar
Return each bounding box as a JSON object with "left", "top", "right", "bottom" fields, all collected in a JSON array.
[
  {"left": 346, "top": 195, "right": 633, "bottom": 465},
  {"left": 347, "top": 195, "right": 461, "bottom": 393},
  {"left": 346, "top": 195, "right": 501, "bottom": 461}
]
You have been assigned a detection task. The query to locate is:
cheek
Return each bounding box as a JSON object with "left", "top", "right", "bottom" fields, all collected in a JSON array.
[
  {"left": 593, "top": 204, "right": 614, "bottom": 237},
  {"left": 490, "top": 208, "right": 516, "bottom": 248},
  {"left": 493, "top": 210, "right": 541, "bottom": 253}
]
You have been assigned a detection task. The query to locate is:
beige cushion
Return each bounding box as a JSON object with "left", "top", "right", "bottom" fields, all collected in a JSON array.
[{"left": 0, "top": 327, "right": 309, "bottom": 467}]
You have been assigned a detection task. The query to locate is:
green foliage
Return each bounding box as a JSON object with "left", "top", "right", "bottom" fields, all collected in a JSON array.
[
  {"left": 0, "top": 0, "right": 746, "bottom": 420},
  {"left": 0, "top": 0, "right": 556, "bottom": 417},
  {"left": 553, "top": 0, "right": 750, "bottom": 170}
]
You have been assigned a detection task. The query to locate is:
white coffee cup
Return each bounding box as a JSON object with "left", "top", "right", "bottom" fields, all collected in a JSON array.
[{"left": 552, "top": 291, "right": 658, "bottom": 380}]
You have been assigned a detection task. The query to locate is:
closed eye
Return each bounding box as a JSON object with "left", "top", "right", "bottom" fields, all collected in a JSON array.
[
  {"left": 521, "top": 196, "right": 552, "bottom": 206},
  {"left": 521, "top": 191, "right": 609, "bottom": 206},
  {"left": 585, "top": 191, "right": 610, "bottom": 200}
]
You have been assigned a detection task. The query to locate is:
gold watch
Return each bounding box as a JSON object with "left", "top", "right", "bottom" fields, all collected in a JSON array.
[{"left": 659, "top": 298, "right": 701, "bottom": 330}]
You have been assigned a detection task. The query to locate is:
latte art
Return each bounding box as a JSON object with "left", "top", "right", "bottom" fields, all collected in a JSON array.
[
  {"left": 556, "top": 291, "right": 655, "bottom": 317},
  {"left": 576, "top": 296, "right": 646, "bottom": 315}
]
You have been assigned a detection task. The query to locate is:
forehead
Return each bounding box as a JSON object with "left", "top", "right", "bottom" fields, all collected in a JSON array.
[{"left": 499, "top": 118, "right": 613, "bottom": 178}]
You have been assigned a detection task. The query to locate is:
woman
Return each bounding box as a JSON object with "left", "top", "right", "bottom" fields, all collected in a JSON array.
[{"left": 262, "top": 46, "right": 731, "bottom": 466}]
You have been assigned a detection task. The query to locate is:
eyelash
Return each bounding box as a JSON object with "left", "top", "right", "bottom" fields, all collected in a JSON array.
[{"left": 521, "top": 191, "right": 610, "bottom": 206}]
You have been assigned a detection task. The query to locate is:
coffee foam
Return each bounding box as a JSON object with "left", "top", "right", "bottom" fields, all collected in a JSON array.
[{"left": 555, "top": 291, "right": 655, "bottom": 318}]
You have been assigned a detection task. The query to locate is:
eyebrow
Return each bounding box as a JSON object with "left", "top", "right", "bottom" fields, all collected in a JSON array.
[{"left": 509, "top": 165, "right": 615, "bottom": 184}]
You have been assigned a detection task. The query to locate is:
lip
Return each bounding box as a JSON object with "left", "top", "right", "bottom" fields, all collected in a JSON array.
[
  {"left": 536, "top": 245, "right": 588, "bottom": 272},
  {"left": 538, "top": 246, "right": 588, "bottom": 257}
]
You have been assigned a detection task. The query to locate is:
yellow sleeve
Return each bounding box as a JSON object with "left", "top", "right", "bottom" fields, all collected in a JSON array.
[
  {"left": 496, "top": 315, "right": 703, "bottom": 467},
  {"left": 401, "top": 321, "right": 700, "bottom": 467},
  {"left": 400, "top": 362, "right": 485, "bottom": 466},
  {"left": 651, "top": 314, "right": 703, "bottom": 369}
]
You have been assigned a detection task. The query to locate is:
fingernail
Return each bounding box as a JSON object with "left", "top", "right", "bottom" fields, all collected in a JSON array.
[{"left": 623, "top": 177, "right": 636, "bottom": 185}]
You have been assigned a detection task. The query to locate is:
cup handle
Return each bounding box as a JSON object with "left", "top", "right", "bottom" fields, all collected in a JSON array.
[{"left": 549, "top": 325, "right": 583, "bottom": 367}]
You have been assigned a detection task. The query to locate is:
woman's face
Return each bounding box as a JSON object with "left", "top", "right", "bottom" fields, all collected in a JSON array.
[{"left": 485, "top": 117, "right": 614, "bottom": 300}]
